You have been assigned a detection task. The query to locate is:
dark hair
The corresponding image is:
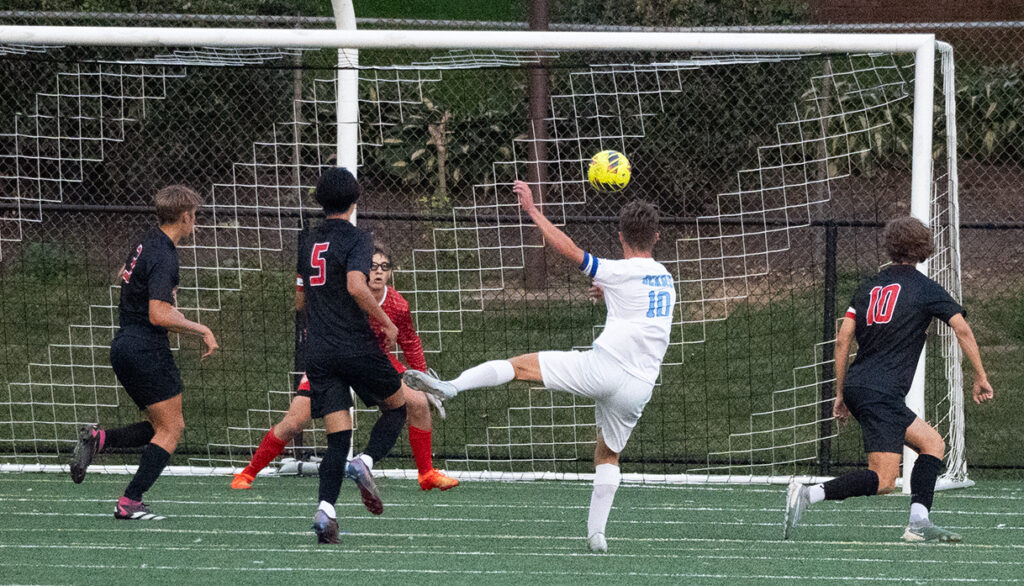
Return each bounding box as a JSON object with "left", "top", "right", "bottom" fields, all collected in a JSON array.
[
  {"left": 884, "top": 216, "right": 934, "bottom": 264},
  {"left": 154, "top": 185, "right": 202, "bottom": 225},
  {"left": 315, "top": 167, "right": 360, "bottom": 214},
  {"left": 372, "top": 245, "right": 391, "bottom": 264},
  {"left": 619, "top": 200, "right": 660, "bottom": 251}
]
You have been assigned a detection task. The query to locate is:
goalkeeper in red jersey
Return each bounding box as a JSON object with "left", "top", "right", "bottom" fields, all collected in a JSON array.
[{"left": 231, "top": 245, "right": 457, "bottom": 492}]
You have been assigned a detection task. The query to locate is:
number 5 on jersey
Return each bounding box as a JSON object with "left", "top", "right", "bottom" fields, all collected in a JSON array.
[
  {"left": 309, "top": 242, "right": 330, "bottom": 287},
  {"left": 866, "top": 283, "right": 900, "bottom": 325}
]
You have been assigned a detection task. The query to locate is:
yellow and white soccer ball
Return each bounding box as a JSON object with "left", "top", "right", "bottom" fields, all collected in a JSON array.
[{"left": 588, "top": 150, "right": 631, "bottom": 192}]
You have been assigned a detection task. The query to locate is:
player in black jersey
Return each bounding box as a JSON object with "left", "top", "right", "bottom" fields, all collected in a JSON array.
[
  {"left": 69, "top": 185, "right": 219, "bottom": 521},
  {"left": 300, "top": 167, "right": 412, "bottom": 544},
  {"left": 785, "top": 217, "right": 993, "bottom": 542}
]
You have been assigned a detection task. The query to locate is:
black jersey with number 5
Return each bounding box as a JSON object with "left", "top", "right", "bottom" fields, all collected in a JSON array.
[
  {"left": 297, "top": 218, "right": 378, "bottom": 358},
  {"left": 843, "top": 264, "right": 963, "bottom": 396},
  {"left": 117, "top": 227, "right": 179, "bottom": 346}
]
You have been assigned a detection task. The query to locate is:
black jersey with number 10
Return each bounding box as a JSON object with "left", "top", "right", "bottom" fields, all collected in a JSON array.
[
  {"left": 297, "top": 218, "right": 378, "bottom": 358},
  {"left": 843, "top": 264, "right": 963, "bottom": 396}
]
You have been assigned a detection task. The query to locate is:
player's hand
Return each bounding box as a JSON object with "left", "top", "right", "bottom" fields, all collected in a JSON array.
[
  {"left": 587, "top": 283, "right": 604, "bottom": 305},
  {"left": 972, "top": 378, "right": 994, "bottom": 404},
  {"left": 832, "top": 396, "right": 850, "bottom": 421},
  {"left": 384, "top": 321, "right": 399, "bottom": 348},
  {"left": 513, "top": 180, "right": 537, "bottom": 214},
  {"left": 201, "top": 328, "right": 219, "bottom": 360}
]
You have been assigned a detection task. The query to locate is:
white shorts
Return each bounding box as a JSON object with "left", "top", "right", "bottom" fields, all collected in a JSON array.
[{"left": 538, "top": 347, "right": 654, "bottom": 453}]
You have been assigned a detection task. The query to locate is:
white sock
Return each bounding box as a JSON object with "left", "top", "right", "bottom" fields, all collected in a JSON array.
[
  {"left": 910, "top": 502, "right": 930, "bottom": 524},
  {"left": 587, "top": 463, "right": 621, "bottom": 538},
  {"left": 357, "top": 453, "right": 374, "bottom": 470},
  {"left": 318, "top": 500, "right": 336, "bottom": 519},
  {"left": 808, "top": 484, "right": 826, "bottom": 504},
  {"left": 450, "top": 360, "right": 516, "bottom": 392}
]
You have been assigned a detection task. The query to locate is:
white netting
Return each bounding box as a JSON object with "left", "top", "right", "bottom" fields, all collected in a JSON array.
[{"left": 0, "top": 38, "right": 964, "bottom": 484}]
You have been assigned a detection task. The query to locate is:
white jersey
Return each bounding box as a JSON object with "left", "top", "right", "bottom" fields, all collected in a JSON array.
[{"left": 580, "top": 252, "right": 675, "bottom": 384}]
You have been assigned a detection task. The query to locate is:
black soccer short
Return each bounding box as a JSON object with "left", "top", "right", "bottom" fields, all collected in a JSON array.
[
  {"left": 109, "top": 334, "right": 183, "bottom": 410},
  {"left": 305, "top": 350, "right": 403, "bottom": 419},
  {"left": 843, "top": 385, "right": 918, "bottom": 454}
]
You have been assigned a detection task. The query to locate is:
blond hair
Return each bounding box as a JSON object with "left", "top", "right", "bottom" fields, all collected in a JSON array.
[{"left": 155, "top": 185, "right": 202, "bottom": 225}]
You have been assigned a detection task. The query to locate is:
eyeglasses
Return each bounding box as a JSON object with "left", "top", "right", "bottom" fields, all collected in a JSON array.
[{"left": 370, "top": 262, "right": 392, "bottom": 271}]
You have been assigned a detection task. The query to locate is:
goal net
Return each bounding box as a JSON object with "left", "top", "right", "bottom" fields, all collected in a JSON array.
[{"left": 0, "top": 25, "right": 965, "bottom": 487}]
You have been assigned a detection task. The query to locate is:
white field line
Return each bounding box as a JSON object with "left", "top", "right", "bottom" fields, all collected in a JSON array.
[
  {"left": 4, "top": 542, "right": 1024, "bottom": 567},
  {"left": 2, "top": 562, "right": 1022, "bottom": 582},
  {"left": 3, "top": 495, "right": 1023, "bottom": 519},
  {"left": 1, "top": 527, "right": 1023, "bottom": 550},
  {"left": 2, "top": 510, "right": 1017, "bottom": 532}
]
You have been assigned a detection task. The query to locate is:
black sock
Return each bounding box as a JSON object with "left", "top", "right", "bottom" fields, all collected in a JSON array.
[
  {"left": 124, "top": 443, "right": 170, "bottom": 501},
  {"left": 318, "top": 430, "right": 352, "bottom": 507},
  {"left": 910, "top": 454, "right": 943, "bottom": 511},
  {"left": 823, "top": 469, "right": 879, "bottom": 501},
  {"left": 104, "top": 422, "right": 155, "bottom": 450},
  {"left": 363, "top": 405, "right": 407, "bottom": 464}
]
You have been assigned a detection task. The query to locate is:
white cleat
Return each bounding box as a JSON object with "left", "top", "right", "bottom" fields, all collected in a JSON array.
[
  {"left": 422, "top": 369, "right": 447, "bottom": 419},
  {"left": 588, "top": 532, "right": 608, "bottom": 553},
  {"left": 403, "top": 369, "right": 458, "bottom": 401},
  {"left": 783, "top": 479, "right": 810, "bottom": 540}
]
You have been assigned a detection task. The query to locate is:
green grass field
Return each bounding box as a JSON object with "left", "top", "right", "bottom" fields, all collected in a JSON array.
[{"left": 1, "top": 473, "right": 1022, "bottom": 584}]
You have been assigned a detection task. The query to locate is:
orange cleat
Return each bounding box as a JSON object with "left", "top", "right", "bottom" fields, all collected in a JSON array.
[
  {"left": 231, "top": 472, "right": 255, "bottom": 489},
  {"left": 418, "top": 469, "right": 459, "bottom": 491}
]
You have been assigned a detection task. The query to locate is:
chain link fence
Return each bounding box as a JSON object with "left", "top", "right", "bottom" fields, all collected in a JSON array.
[{"left": 0, "top": 12, "right": 1020, "bottom": 478}]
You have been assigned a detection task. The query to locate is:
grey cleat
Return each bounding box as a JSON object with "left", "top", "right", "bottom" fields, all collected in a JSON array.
[
  {"left": 783, "top": 479, "right": 811, "bottom": 540},
  {"left": 70, "top": 424, "right": 101, "bottom": 484},
  {"left": 902, "top": 521, "right": 962, "bottom": 543},
  {"left": 587, "top": 532, "right": 608, "bottom": 553},
  {"left": 345, "top": 456, "right": 383, "bottom": 516},
  {"left": 313, "top": 509, "right": 339, "bottom": 544},
  {"left": 403, "top": 369, "right": 458, "bottom": 401},
  {"left": 422, "top": 369, "right": 446, "bottom": 419}
]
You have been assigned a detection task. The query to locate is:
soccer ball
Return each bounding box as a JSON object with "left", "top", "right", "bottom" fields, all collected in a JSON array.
[{"left": 588, "top": 150, "right": 631, "bottom": 192}]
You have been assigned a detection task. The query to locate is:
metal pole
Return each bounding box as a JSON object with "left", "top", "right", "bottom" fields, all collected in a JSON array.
[
  {"left": 819, "top": 222, "right": 838, "bottom": 476},
  {"left": 524, "top": 0, "right": 550, "bottom": 290}
]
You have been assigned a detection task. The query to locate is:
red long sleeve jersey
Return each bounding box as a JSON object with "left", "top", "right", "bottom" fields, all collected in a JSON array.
[
  {"left": 296, "top": 275, "right": 427, "bottom": 385},
  {"left": 369, "top": 285, "right": 427, "bottom": 374}
]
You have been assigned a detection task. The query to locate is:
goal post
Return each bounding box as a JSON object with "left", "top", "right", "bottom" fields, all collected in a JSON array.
[{"left": 0, "top": 25, "right": 968, "bottom": 488}]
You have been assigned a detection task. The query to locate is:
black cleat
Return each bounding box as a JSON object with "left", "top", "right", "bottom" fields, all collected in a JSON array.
[
  {"left": 70, "top": 425, "right": 100, "bottom": 484},
  {"left": 114, "top": 497, "right": 166, "bottom": 521}
]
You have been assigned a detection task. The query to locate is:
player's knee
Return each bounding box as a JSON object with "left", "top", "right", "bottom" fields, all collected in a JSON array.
[
  {"left": 275, "top": 416, "right": 303, "bottom": 440},
  {"left": 876, "top": 476, "right": 897, "bottom": 495},
  {"left": 157, "top": 417, "right": 185, "bottom": 440},
  {"left": 926, "top": 436, "right": 946, "bottom": 459}
]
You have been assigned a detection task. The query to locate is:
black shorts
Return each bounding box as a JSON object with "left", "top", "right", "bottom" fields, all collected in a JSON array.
[
  {"left": 305, "top": 351, "right": 402, "bottom": 419},
  {"left": 843, "top": 385, "right": 918, "bottom": 454},
  {"left": 110, "top": 334, "right": 183, "bottom": 410}
]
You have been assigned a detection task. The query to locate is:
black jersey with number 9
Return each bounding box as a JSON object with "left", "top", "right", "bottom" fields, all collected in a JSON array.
[{"left": 843, "top": 264, "right": 963, "bottom": 396}]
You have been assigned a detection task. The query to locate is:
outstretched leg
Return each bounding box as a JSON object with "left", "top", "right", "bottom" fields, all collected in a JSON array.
[{"left": 403, "top": 353, "right": 538, "bottom": 400}]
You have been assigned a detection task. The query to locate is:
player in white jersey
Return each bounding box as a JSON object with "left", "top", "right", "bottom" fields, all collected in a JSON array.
[{"left": 404, "top": 180, "right": 675, "bottom": 553}]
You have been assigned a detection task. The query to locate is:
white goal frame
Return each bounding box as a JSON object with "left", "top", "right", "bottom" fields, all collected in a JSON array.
[{"left": 0, "top": 23, "right": 954, "bottom": 491}]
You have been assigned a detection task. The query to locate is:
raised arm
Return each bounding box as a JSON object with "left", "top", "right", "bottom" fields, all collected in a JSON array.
[
  {"left": 832, "top": 316, "right": 856, "bottom": 420},
  {"left": 514, "top": 180, "right": 585, "bottom": 267},
  {"left": 948, "top": 313, "right": 994, "bottom": 404}
]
